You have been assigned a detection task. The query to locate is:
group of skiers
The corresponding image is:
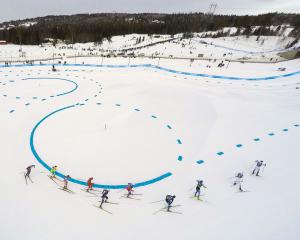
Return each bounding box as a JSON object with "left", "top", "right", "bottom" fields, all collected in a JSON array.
[
  {"left": 24, "top": 160, "right": 267, "bottom": 212},
  {"left": 233, "top": 160, "right": 267, "bottom": 192}
]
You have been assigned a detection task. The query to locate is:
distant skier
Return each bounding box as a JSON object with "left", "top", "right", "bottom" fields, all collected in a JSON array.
[
  {"left": 24, "top": 165, "right": 35, "bottom": 183},
  {"left": 50, "top": 166, "right": 58, "bottom": 178},
  {"left": 252, "top": 160, "right": 266, "bottom": 176},
  {"left": 100, "top": 189, "right": 109, "bottom": 208},
  {"left": 63, "top": 175, "right": 71, "bottom": 190},
  {"left": 126, "top": 183, "right": 134, "bottom": 197},
  {"left": 194, "top": 180, "right": 207, "bottom": 200},
  {"left": 233, "top": 172, "right": 244, "bottom": 192},
  {"left": 165, "top": 195, "right": 176, "bottom": 212},
  {"left": 87, "top": 177, "right": 94, "bottom": 192},
  {"left": 52, "top": 65, "right": 57, "bottom": 72}
]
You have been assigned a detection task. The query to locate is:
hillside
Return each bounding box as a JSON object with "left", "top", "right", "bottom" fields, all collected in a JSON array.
[{"left": 0, "top": 12, "right": 300, "bottom": 44}]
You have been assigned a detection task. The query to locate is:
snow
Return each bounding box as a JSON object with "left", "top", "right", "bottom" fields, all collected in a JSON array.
[
  {"left": 19, "top": 21, "right": 38, "bottom": 27},
  {"left": 0, "top": 35, "right": 300, "bottom": 240},
  {"left": 1, "top": 32, "right": 299, "bottom": 63}
]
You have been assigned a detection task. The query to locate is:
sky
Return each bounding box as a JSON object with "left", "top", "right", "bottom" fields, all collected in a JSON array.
[{"left": 0, "top": 0, "right": 299, "bottom": 22}]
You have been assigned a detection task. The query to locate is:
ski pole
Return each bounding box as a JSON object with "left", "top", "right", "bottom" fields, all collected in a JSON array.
[
  {"left": 260, "top": 165, "right": 266, "bottom": 176},
  {"left": 149, "top": 199, "right": 164, "bottom": 204}
]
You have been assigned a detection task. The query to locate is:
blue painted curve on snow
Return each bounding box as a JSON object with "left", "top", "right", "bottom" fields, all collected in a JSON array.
[
  {"left": 1, "top": 63, "right": 300, "bottom": 81},
  {"left": 29, "top": 104, "right": 172, "bottom": 189},
  {"left": 22, "top": 77, "right": 78, "bottom": 97}
]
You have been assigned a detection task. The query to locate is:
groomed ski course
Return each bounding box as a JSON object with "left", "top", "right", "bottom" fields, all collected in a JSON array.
[{"left": 0, "top": 56, "right": 300, "bottom": 240}]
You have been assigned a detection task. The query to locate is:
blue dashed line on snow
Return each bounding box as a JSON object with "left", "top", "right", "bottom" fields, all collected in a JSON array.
[{"left": 196, "top": 160, "right": 204, "bottom": 164}]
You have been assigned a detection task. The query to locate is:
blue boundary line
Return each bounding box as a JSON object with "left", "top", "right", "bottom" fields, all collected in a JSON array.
[
  {"left": 1, "top": 63, "right": 300, "bottom": 81},
  {"left": 29, "top": 104, "right": 172, "bottom": 189},
  {"left": 22, "top": 77, "right": 78, "bottom": 96}
]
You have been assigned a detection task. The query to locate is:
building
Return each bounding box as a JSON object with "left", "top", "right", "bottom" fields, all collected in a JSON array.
[{"left": 0, "top": 40, "right": 7, "bottom": 45}]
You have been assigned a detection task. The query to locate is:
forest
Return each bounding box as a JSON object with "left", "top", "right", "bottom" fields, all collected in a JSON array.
[{"left": 0, "top": 12, "right": 299, "bottom": 45}]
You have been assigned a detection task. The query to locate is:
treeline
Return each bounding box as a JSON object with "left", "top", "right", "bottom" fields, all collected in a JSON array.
[{"left": 0, "top": 12, "right": 300, "bottom": 45}]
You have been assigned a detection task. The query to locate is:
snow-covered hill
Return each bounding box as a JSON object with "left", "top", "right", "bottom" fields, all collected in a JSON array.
[{"left": 1, "top": 32, "right": 299, "bottom": 63}]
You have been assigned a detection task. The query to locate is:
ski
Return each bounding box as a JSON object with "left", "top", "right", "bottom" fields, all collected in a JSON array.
[
  {"left": 236, "top": 190, "right": 250, "bottom": 193},
  {"left": 149, "top": 199, "right": 164, "bottom": 204},
  {"left": 153, "top": 207, "right": 167, "bottom": 215},
  {"left": 98, "top": 201, "right": 119, "bottom": 205},
  {"left": 81, "top": 189, "right": 98, "bottom": 196},
  {"left": 120, "top": 195, "right": 141, "bottom": 200},
  {"left": 89, "top": 189, "right": 102, "bottom": 193},
  {"left": 58, "top": 187, "right": 75, "bottom": 194},
  {"left": 163, "top": 210, "right": 183, "bottom": 214},
  {"left": 47, "top": 175, "right": 62, "bottom": 182},
  {"left": 93, "top": 205, "right": 113, "bottom": 215},
  {"left": 106, "top": 201, "right": 119, "bottom": 205},
  {"left": 190, "top": 196, "right": 203, "bottom": 201},
  {"left": 48, "top": 175, "right": 60, "bottom": 186},
  {"left": 153, "top": 205, "right": 181, "bottom": 215},
  {"left": 121, "top": 193, "right": 142, "bottom": 198}
]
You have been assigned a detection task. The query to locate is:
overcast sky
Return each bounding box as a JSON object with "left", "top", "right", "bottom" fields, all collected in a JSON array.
[{"left": 0, "top": 0, "right": 299, "bottom": 22}]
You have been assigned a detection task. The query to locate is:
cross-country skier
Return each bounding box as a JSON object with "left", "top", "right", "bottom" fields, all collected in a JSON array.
[
  {"left": 50, "top": 166, "right": 58, "bottom": 178},
  {"left": 24, "top": 165, "right": 35, "bottom": 183},
  {"left": 126, "top": 183, "right": 134, "bottom": 197},
  {"left": 252, "top": 160, "right": 266, "bottom": 176},
  {"left": 100, "top": 189, "right": 109, "bottom": 208},
  {"left": 63, "top": 175, "right": 71, "bottom": 190},
  {"left": 194, "top": 180, "right": 207, "bottom": 200},
  {"left": 233, "top": 172, "right": 244, "bottom": 192},
  {"left": 165, "top": 195, "right": 176, "bottom": 212},
  {"left": 87, "top": 177, "right": 94, "bottom": 191},
  {"left": 25, "top": 165, "right": 35, "bottom": 179}
]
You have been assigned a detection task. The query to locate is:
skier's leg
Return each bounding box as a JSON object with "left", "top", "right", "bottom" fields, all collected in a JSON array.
[
  {"left": 100, "top": 199, "right": 104, "bottom": 208},
  {"left": 28, "top": 176, "right": 33, "bottom": 183},
  {"left": 24, "top": 173, "right": 28, "bottom": 184},
  {"left": 256, "top": 168, "right": 260, "bottom": 176},
  {"left": 197, "top": 190, "right": 200, "bottom": 200},
  {"left": 167, "top": 203, "right": 171, "bottom": 212}
]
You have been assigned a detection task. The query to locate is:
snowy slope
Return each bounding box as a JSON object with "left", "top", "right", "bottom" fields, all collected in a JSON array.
[
  {"left": 1, "top": 32, "right": 298, "bottom": 62},
  {"left": 0, "top": 52, "right": 300, "bottom": 239}
]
